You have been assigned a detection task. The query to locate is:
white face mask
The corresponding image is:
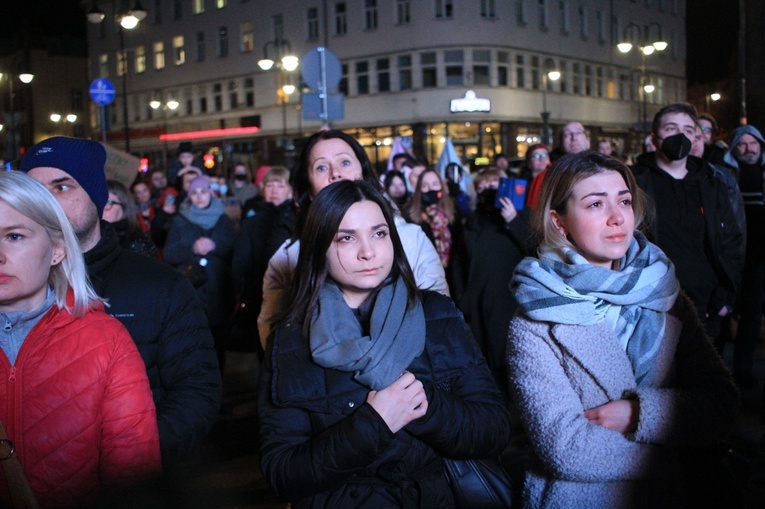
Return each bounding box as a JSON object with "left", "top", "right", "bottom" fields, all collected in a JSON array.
[{"left": 219, "top": 184, "right": 229, "bottom": 196}]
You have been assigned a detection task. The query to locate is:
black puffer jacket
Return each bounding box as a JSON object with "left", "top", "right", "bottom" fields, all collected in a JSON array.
[
  {"left": 258, "top": 290, "right": 511, "bottom": 508},
  {"left": 85, "top": 221, "right": 222, "bottom": 468}
]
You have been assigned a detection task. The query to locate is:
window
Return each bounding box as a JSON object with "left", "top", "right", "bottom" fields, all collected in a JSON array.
[
  {"left": 497, "top": 51, "right": 509, "bottom": 86},
  {"left": 334, "top": 2, "right": 347, "bottom": 35},
  {"left": 584, "top": 65, "right": 592, "bottom": 95},
  {"left": 377, "top": 58, "right": 390, "bottom": 92},
  {"left": 398, "top": 54, "right": 412, "bottom": 90},
  {"left": 71, "top": 89, "right": 84, "bottom": 111},
  {"left": 216, "top": 0, "right": 226, "bottom": 7},
  {"left": 117, "top": 49, "right": 127, "bottom": 77},
  {"left": 218, "top": 27, "right": 229, "bottom": 57},
  {"left": 193, "top": 0, "right": 204, "bottom": 14},
  {"left": 173, "top": 0, "right": 182, "bottom": 20},
  {"left": 435, "top": 0, "right": 453, "bottom": 19},
  {"left": 364, "top": 0, "right": 378, "bottom": 30},
  {"left": 559, "top": 1, "right": 569, "bottom": 34},
  {"left": 306, "top": 7, "right": 319, "bottom": 40},
  {"left": 153, "top": 0, "right": 162, "bottom": 24},
  {"left": 531, "top": 55, "right": 540, "bottom": 89},
  {"left": 596, "top": 66, "right": 603, "bottom": 97},
  {"left": 516, "top": 0, "right": 526, "bottom": 23},
  {"left": 445, "top": 50, "right": 463, "bottom": 86},
  {"left": 173, "top": 36, "right": 185, "bottom": 65},
  {"left": 241, "top": 22, "right": 254, "bottom": 52},
  {"left": 196, "top": 31, "right": 206, "bottom": 61},
  {"left": 153, "top": 41, "right": 165, "bottom": 70},
  {"left": 596, "top": 10, "right": 604, "bottom": 42},
  {"left": 228, "top": 80, "right": 238, "bottom": 108},
  {"left": 473, "top": 50, "right": 490, "bottom": 86},
  {"left": 516, "top": 54, "right": 525, "bottom": 88},
  {"left": 421, "top": 51, "right": 437, "bottom": 88},
  {"left": 245, "top": 78, "right": 255, "bottom": 107},
  {"left": 272, "top": 14, "right": 284, "bottom": 41},
  {"left": 572, "top": 62, "right": 581, "bottom": 94},
  {"left": 578, "top": 5, "right": 588, "bottom": 38},
  {"left": 356, "top": 61, "right": 370, "bottom": 94},
  {"left": 658, "top": 0, "right": 665, "bottom": 11},
  {"left": 481, "top": 0, "right": 496, "bottom": 19},
  {"left": 396, "top": 0, "right": 410, "bottom": 25},
  {"left": 198, "top": 85, "right": 208, "bottom": 113},
  {"left": 98, "top": 53, "right": 109, "bottom": 78},
  {"left": 559, "top": 60, "right": 568, "bottom": 92},
  {"left": 185, "top": 87, "right": 193, "bottom": 114},
  {"left": 539, "top": 0, "right": 548, "bottom": 29},
  {"left": 214, "top": 83, "right": 223, "bottom": 111},
  {"left": 339, "top": 64, "right": 348, "bottom": 95},
  {"left": 136, "top": 46, "right": 146, "bottom": 73}
]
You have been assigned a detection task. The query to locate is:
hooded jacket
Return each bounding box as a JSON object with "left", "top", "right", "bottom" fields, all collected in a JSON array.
[
  {"left": 723, "top": 125, "right": 765, "bottom": 170},
  {"left": 84, "top": 221, "right": 222, "bottom": 468},
  {"left": 0, "top": 299, "right": 161, "bottom": 508}
]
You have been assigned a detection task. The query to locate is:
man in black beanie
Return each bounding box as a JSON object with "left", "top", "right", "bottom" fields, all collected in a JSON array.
[{"left": 20, "top": 136, "right": 222, "bottom": 469}]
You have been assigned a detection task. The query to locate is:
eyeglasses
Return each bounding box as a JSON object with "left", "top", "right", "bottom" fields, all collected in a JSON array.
[
  {"left": 532, "top": 153, "right": 549, "bottom": 159},
  {"left": 104, "top": 200, "right": 123, "bottom": 210},
  {"left": 699, "top": 125, "right": 713, "bottom": 133}
]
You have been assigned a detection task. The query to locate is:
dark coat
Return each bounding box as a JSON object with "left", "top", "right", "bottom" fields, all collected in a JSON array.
[
  {"left": 164, "top": 210, "right": 237, "bottom": 327},
  {"left": 84, "top": 221, "right": 222, "bottom": 468},
  {"left": 258, "top": 291, "right": 511, "bottom": 508},
  {"left": 632, "top": 153, "right": 743, "bottom": 315},
  {"left": 231, "top": 199, "right": 297, "bottom": 349},
  {"left": 459, "top": 207, "right": 532, "bottom": 396}
]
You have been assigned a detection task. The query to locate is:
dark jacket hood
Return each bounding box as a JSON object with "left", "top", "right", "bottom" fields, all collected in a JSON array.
[{"left": 724, "top": 125, "right": 765, "bottom": 168}]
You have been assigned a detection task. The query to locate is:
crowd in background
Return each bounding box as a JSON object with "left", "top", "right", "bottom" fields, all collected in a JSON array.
[{"left": 2, "top": 98, "right": 765, "bottom": 507}]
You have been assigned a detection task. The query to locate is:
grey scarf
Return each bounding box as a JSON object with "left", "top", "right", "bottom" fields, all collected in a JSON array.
[
  {"left": 310, "top": 278, "right": 426, "bottom": 390},
  {"left": 181, "top": 197, "right": 225, "bottom": 230},
  {"left": 512, "top": 231, "right": 679, "bottom": 386}
]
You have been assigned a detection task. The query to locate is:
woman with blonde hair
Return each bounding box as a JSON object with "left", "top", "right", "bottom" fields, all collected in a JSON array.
[
  {"left": 0, "top": 171, "right": 161, "bottom": 508},
  {"left": 506, "top": 152, "right": 738, "bottom": 508}
]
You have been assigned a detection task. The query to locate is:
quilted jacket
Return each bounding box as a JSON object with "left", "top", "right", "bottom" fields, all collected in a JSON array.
[{"left": 0, "top": 300, "right": 162, "bottom": 508}]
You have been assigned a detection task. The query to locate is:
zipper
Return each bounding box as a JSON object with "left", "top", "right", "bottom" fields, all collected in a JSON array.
[{"left": 8, "top": 367, "right": 15, "bottom": 383}]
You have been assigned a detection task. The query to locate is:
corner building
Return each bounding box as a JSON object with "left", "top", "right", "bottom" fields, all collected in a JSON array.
[{"left": 86, "top": 0, "right": 686, "bottom": 171}]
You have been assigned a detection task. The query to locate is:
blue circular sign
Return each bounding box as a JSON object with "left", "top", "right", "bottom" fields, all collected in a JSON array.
[{"left": 89, "top": 78, "right": 116, "bottom": 106}]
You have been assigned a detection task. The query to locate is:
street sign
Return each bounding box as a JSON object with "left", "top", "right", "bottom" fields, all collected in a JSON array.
[
  {"left": 89, "top": 78, "right": 116, "bottom": 106},
  {"left": 301, "top": 47, "right": 342, "bottom": 92},
  {"left": 303, "top": 93, "right": 344, "bottom": 121}
]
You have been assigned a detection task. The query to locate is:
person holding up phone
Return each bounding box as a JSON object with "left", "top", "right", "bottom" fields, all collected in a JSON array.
[{"left": 460, "top": 168, "right": 532, "bottom": 400}]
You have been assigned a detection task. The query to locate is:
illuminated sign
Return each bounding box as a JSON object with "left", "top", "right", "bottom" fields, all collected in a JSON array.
[
  {"left": 450, "top": 90, "right": 491, "bottom": 113},
  {"left": 159, "top": 126, "right": 260, "bottom": 142}
]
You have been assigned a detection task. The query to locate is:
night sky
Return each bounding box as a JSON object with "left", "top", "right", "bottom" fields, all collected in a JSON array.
[{"left": 0, "top": 0, "right": 737, "bottom": 86}]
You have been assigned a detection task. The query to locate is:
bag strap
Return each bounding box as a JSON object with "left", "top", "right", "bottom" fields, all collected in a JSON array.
[{"left": 0, "top": 419, "right": 40, "bottom": 509}]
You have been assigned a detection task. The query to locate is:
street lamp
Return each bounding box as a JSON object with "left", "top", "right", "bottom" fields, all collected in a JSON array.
[
  {"left": 258, "top": 38, "right": 300, "bottom": 160},
  {"left": 617, "top": 22, "right": 668, "bottom": 131},
  {"left": 541, "top": 65, "right": 561, "bottom": 146},
  {"left": 150, "top": 98, "right": 179, "bottom": 168},
  {"left": 50, "top": 113, "right": 78, "bottom": 136},
  {"left": 86, "top": 0, "right": 148, "bottom": 153},
  {"left": 706, "top": 92, "right": 721, "bottom": 113},
  {"left": 0, "top": 65, "right": 34, "bottom": 165}
]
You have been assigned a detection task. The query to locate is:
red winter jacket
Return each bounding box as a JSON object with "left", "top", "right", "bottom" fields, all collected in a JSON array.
[{"left": 0, "top": 300, "right": 162, "bottom": 508}]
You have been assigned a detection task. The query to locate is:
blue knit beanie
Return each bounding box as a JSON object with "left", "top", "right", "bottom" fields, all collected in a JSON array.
[{"left": 19, "top": 137, "right": 109, "bottom": 217}]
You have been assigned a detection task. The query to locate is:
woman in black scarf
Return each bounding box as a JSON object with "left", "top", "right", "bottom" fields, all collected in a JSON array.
[{"left": 257, "top": 180, "right": 510, "bottom": 508}]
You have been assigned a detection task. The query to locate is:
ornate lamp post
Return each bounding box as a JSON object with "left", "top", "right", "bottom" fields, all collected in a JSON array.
[{"left": 617, "top": 22, "right": 668, "bottom": 131}]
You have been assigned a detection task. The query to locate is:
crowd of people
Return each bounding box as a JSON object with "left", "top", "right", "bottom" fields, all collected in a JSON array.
[{"left": 0, "top": 99, "right": 763, "bottom": 507}]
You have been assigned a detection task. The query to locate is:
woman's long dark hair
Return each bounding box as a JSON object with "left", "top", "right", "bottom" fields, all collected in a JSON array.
[
  {"left": 284, "top": 180, "right": 419, "bottom": 337},
  {"left": 291, "top": 130, "right": 383, "bottom": 241}
]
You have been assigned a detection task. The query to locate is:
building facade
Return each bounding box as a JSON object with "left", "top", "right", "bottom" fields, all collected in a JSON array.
[{"left": 85, "top": 0, "right": 687, "bottom": 173}]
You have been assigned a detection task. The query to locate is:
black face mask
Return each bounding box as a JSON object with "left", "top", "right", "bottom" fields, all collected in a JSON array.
[
  {"left": 659, "top": 133, "right": 692, "bottom": 161},
  {"left": 234, "top": 174, "right": 247, "bottom": 181},
  {"left": 477, "top": 189, "right": 497, "bottom": 210},
  {"left": 420, "top": 190, "right": 442, "bottom": 209}
]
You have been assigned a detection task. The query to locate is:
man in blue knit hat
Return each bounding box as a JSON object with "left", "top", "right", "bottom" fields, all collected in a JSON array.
[{"left": 20, "top": 136, "right": 222, "bottom": 469}]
